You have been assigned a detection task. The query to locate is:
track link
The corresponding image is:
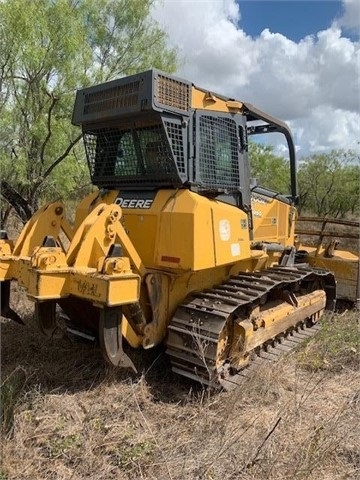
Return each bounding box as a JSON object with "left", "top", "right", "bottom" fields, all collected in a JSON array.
[
  {"left": 218, "top": 322, "right": 321, "bottom": 390},
  {"left": 166, "top": 266, "right": 334, "bottom": 389}
]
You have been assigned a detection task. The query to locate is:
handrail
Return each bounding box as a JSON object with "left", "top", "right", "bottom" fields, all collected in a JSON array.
[
  {"left": 297, "top": 216, "right": 360, "bottom": 228},
  {"left": 295, "top": 216, "right": 359, "bottom": 239},
  {"left": 295, "top": 229, "right": 359, "bottom": 239},
  {"left": 295, "top": 216, "right": 360, "bottom": 255}
]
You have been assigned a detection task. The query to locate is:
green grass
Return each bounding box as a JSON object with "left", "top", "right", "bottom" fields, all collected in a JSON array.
[
  {"left": 114, "top": 440, "right": 155, "bottom": 469},
  {"left": 47, "top": 433, "right": 83, "bottom": 459},
  {"left": 0, "top": 367, "right": 27, "bottom": 433},
  {"left": 297, "top": 310, "right": 359, "bottom": 372}
]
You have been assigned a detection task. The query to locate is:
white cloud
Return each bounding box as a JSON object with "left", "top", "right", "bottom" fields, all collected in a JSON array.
[
  {"left": 335, "top": 0, "right": 360, "bottom": 33},
  {"left": 289, "top": 106, "right": 360, "bottom": 155},
  {"left": 152, "top": 0, "right": 360, "bottom": 158}
]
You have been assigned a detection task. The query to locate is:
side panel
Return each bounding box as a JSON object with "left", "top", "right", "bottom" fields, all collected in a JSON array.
[
  {"left": 251, "top": 192, "right": 296, "bottom": 247},
  {"left": 119, "top": 189, "right": 251, "bottom": 271},
  {"left": 211, "top": 202, "right": 251, "bottom": 266}
]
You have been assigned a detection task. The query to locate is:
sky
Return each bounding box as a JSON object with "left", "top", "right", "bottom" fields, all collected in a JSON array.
[{"left": 152, "top": 0, "right": 360, "bottom": 159}]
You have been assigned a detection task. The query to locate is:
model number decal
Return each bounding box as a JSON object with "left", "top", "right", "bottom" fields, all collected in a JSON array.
[
  {"left": 75, "top": 280, "right": 101, "bottom": 298},
  {"left": 251, "top": 194, "right": 271, "bottom": 205},
  {"left": 115, "top": 198, "right": 153, "bottom": 209}
]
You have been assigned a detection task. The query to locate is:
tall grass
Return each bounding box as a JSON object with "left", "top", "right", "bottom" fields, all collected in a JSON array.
[{"left": 1, "top": 309, "right": 359, "bottom": 479}]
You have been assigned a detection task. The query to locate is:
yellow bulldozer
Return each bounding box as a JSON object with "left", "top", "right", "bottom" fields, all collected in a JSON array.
[{"left": 0, "top": 70, "right": 358, "bottom": 389}]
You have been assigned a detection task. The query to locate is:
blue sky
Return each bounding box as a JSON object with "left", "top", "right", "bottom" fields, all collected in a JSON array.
[{"left": 237, "top": 1, "right": 352, "bottom": 41}]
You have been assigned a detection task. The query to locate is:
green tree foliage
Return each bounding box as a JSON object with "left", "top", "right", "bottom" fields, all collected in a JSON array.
[
  {"left": 249, "top": 142, "right": 290, "bottom": 194},
  {"left": 0, "top": 0, "right": 178, "bottom": 225},
  {"left": 298, "top": 150, "right": 360, "bottom": 218}
]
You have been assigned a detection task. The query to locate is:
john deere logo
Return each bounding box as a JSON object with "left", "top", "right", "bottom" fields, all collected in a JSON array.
[{"left": 115, "top": 197, "right": 153, "bottom": 209}]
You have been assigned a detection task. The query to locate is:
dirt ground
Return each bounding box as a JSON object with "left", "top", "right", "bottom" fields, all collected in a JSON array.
[{"left": 1, "top": 287, "right": 359, "bottom": 480}]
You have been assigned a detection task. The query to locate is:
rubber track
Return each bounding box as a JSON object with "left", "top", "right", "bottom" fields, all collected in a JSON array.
[{"left": 166, "top": 266, "right": 333, "bottom": 389}]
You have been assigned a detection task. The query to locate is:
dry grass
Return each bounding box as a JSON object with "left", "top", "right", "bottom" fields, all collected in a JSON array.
[{"left": 1, "top": 289, "right": 359, "bottom": 480}]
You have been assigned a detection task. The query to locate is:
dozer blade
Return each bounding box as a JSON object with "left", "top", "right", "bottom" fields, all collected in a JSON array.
[
  {"left": 296, "top": 216, "right": 360, "bottom": 304},
  {"left": 0, "top": 281, "right": 24, "bottom": 325},
  {"left": 99, "top": 307, "right": 137, "bottom": 372}
]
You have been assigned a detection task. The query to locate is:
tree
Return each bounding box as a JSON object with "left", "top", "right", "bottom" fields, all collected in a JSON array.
[
  {"left": 0, "top": 0, "right": 178, "bottom": 225},
  {"left": 249, "top": 142, "right": 290, "bottom": 194},
  {"left": 297, "top": 150, "right": 360, "bottom": 217}
]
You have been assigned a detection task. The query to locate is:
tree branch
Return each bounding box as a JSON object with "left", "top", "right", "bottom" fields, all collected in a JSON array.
[
  {"left": 0, "top": 180, "right": 33, "bottom": 223},
  {"left": 43, "top": 133, "right": 82, "bottom": 178},
  {"left": 31, "top": 133, "right": 83, "bottom": 197},
  {"left": 40, "top": 93, "right": 58, "bottom": 164}
]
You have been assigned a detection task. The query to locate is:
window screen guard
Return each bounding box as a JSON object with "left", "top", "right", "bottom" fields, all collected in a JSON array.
[
  {"left": 82, "top": 115, "right": 187, "bottom": 189},
  {"left": 82, "top": 110, "right": 248, "bottom": 196},
  {"left": 194, "top": 111, "right": 245, "bottom": 192}
]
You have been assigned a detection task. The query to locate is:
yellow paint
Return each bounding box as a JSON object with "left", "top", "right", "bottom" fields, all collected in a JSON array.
[
  {"left": 191, "top": 87, "right": 243, "bottom": 113},
  {"left": 2, "top": 183, "right": 356, "bottom": 354},
  {"left": 13, "top": 202, "right": 67, "bottom": 257},
  {"left": 122, "top": 316, "right": 142, "bottom": 348},
  {"left": 118, "top": 189, "right": 251, "bottom": 271},
  {"left": 251, "top": 194, "right": 296, "bottom": 247},
  {"left": 0, "top": 239, "right": 13, "bottom": 256},
  {"left": 301, "top": 245, "right": 359, "bottom": 302}
]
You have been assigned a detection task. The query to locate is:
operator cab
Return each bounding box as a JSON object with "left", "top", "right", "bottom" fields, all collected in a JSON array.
[{"left": 72, "top": 69, "right": 297, "bottom": 209}]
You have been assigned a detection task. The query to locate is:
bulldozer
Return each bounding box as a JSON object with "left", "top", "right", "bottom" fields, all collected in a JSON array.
[{"left": 1, "top": 69, "right": 356, "bottom": 389}]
